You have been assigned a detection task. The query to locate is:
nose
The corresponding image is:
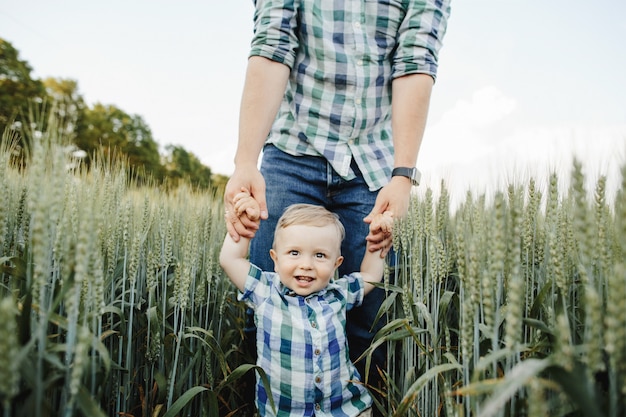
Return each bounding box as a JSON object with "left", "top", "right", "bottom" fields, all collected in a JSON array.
[{"left": 299, "top": 256, "right": 313, "bottom": 270}]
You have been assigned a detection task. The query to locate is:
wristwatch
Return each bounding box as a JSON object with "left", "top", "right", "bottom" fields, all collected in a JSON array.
[{"left": 391, "top": 167, "right": 421, "bottom": 186}]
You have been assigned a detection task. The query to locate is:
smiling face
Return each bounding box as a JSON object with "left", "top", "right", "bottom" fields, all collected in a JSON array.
[{"left": 269, "top": 223, "right": 344, "bottom": 296}]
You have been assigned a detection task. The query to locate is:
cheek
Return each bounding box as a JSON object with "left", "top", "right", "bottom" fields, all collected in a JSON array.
[{"left": 318, "top": 264, "right": 336, "bottom": 278}]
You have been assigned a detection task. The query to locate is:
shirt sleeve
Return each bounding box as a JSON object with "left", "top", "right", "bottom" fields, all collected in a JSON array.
[
  {"left": 336, "top": 272, "right": 366, "bottom": 311},
  {"left": 238, "top": 263, "right": 270, "bottom": 307},
  {"left": 392, "top": 0, "right": 452, "bottom": 81},
  {"left": 249, "top": 0, "right": 300, "bottom": 68}
]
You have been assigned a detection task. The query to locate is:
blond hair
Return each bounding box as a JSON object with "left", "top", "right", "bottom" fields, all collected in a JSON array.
[{"left": 274, "top": 203, "right": 345, "bottom": 243}]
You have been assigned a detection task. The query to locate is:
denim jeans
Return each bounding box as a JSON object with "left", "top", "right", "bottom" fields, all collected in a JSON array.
[{"left": 247, "top": 144, "right": 388, "bottom": 388}]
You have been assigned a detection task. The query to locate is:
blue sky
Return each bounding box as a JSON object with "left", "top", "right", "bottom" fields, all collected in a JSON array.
[{"left": 2, "top": 0, "right": 625, "bottom": 203}]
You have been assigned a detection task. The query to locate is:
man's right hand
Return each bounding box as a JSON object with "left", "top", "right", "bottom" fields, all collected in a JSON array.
[{"left": 223, "top": 166, "right": 268, "bottom": 241}]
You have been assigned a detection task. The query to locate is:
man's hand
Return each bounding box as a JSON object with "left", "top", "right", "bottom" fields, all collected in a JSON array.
[
  {"left": 224, "top": 166, "right": 268, "bottom": 241},
  {"left": 364, "top": 177, "right": 412, "bottom": 256}
]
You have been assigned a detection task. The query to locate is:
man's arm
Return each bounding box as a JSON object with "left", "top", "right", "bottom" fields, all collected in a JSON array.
[
  {"left": 219, "top": 234, "right": 253, "bottom": 292},
  {"left": 364, "top": 73, "right": 433, "bottom": 255},
  {"left": 224, "top": 56, "right": 290, "bottom": 241}
]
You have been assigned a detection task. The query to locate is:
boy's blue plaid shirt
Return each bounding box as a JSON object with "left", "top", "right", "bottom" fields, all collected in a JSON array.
[
  {"left": 250, "top": 0, "right": 451, "bottom": 191},
  {"left": 239, "top": 264, "right": 372, "bottom": 416}
]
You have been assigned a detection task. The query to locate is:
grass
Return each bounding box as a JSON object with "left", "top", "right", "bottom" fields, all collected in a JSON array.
[{"left": 0, "top": 117, "right": 624, "bottom": 416}]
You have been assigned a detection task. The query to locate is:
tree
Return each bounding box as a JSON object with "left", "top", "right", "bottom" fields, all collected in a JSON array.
[
  {"left": 0, "top": 38, "right": 47, "bottom": 147},
  {"left": 1, "top": 39, "right": 223, "bottom": 189},
  {"left": 82, "top": 103, "right": 164, "bottom": 183},
  {"left": 164, "top": 145, "right": 213, "bottom": 190},
  {"left": 44, "top": 77, "right": 87, "bottom": 141}
]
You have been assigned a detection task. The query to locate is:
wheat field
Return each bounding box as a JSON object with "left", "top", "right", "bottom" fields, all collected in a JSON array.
[{"left": 0, "top": 120, "right": 624, "bottom": 416}]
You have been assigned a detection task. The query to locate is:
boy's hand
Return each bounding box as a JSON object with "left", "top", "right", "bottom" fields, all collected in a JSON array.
[
  {"left": 233, "top": 188, "right": 261, "bottom": 221},
  {"left": 369, "top": 211, "right": 394, "bottom": 235},
  {"left": 366, "top": 211, "right": 394, "bottom": 257}
]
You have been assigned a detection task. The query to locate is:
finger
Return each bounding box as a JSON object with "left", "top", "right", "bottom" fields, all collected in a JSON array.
[
  {"left": 239, "top": 213, "right": 260, "bottom": 231},
  {"left": 364, "top": 201, "right": 388, "bottom": 224},
  {"left": 225, "top": 210, "right": 241, "bottom": 242},
  {"left": 366, "top": 230, "right": 384, "bottom": 244},
  {"left": 234, "top": 198, "right": 258, "bottom": 218},
  {"left": 238, "top": 201, "right": 262, "bottom": 221},
  {"left": 254, "top": 192, "right": 268, "bottom": 220},
  {"left": 225, "top": 207, "right": 255, "bottom": 236},
  {"left": 243, "top": 200, "right": 261, "bottom": 221},
  {"left": 246, "top": 207, "right": 261, "bottom": 221},
  {"left": 235, "top": 221, "right": 257, "bottom": 239},
  {"left": 233, "top": 192, "right": 251, "bottom": 209}
]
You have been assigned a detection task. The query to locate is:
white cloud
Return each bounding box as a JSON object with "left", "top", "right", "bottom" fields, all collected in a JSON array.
[
  {"left": 420, "top": 86, "right": 517, "bottom": 170},
  {"left": 419, "top": 120, "right": 625, "bottom": 209},
  {"left": 438, "top": 85, "right": 517, "bottom": 129},
  {"left": 417, "top": 86, "right": 626, "bottom": 208}
]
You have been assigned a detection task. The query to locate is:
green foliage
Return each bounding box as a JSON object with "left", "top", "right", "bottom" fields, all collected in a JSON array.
[
  {"left": 164, "top": 145, "right": 213, "bottom": 190},
  {"left": 0, "top": 122, "right": 249, "bottom": 416},
  {"left": 368, "top": 167, "right": 626, "bottom": 416},
  {"left": 0, "top": 37, "right": 219, "bottom": 191},
  {"left": 1, "top": 117, "right": 625, "bottom": 416},
  {"left": 80, "top": 103, "right": 165, "bottom": 183},
  {"left": 0, "top": 39, "right": 47, "bottom": 145}
]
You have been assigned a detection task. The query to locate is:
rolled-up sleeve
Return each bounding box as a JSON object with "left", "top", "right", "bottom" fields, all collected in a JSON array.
[
  {"left": 250, "top": 0, "right": 300, "bottom": 69},
  {"left": 392, "top": 0, "right": 451, "bottom": 81}
]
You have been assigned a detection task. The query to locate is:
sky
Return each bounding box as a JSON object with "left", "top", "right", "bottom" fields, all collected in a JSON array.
[{"left": 1, "top": 0, "right": 625, "bottom": 205}]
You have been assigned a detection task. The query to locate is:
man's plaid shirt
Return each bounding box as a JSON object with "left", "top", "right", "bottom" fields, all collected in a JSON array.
[
  {"left": 250, "top": 0, "right": 451, "bottom": 190},
  {"left": 239, "top": 263, "right": 372, "bottom": 416}
]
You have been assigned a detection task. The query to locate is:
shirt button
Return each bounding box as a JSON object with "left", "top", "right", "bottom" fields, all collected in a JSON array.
[
  {"left": 354, "top": 21, "right": 361, "bottom": 30},
  {"left": 348, "top": 139, "right": 354, "bottom": 145},
  {"left": 357, "top": 59, "right": 364, "bottom": 66},
  {"left": 315, "top": 404, "right": 321, "bottom": 411},
  {"left": 315, "top": 376, "right": 322, "bottom": 383},
  {"left": 314, "top": 348, "right": 321, "bottom": 355},
  {"left": 311, "top": 321, "right": 317, "bottom": 328},
  {"left": 355, "top": 98, "right": 362, "bottom": 105}
]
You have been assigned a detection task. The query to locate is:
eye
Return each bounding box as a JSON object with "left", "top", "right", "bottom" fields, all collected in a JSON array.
[
  {"left": 315, "top": 252, "right": 327, "bottom": 259},
  {"left": 289, "top": 250, "right": 299, "bottom": 256}
]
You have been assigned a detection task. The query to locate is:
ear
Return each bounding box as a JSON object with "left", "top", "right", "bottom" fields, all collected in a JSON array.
[
  {"left": 334, "top": 255, "right": 344, "bottom": 269},
  {"left": 269, "top": 249, "right": 279, "bottom": 271}
]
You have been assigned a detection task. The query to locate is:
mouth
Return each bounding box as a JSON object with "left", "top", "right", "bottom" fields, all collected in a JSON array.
[{"left": 295, "top": 276, "right": 315, "bottom": 285}]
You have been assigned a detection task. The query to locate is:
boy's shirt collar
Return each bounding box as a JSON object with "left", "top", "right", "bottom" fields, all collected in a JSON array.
[{"left": 276, "top": 277, "right": 333, "bottom": 299}]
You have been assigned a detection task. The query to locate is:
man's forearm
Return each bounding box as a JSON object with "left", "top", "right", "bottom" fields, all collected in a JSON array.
[
  {"left": 235, "top": 56, "right": 291, "bottom": 168},
  {"left": 391, "top": 73, "right": 434, "bottom": 168}
]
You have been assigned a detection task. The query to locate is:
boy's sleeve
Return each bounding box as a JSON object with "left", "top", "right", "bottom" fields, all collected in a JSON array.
[
  {"left": 338, "top": 272, "right": 366, "bottom": 310},
  {"left": 238, "top": 263, "right": 270, "bottom": 307}
]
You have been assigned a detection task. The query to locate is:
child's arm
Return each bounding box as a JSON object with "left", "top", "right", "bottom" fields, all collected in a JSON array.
[
  {"left": 219, "top": 234, "right": 251, "bottom": 292},
  {"left": 361, "top": 211, "right": 394, "bottom": 295},
  {"left": 219, "top": 188, "right": 260, "bottom": 292}
]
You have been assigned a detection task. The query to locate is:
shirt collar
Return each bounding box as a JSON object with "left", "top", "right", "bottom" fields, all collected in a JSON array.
[{"left": 275, "top": 278, "right": 331, "bottom": 299}]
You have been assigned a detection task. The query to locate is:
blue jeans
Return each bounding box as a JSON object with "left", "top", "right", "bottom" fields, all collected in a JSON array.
[{"left": 248, "top": 144, "right": 388, "bottom": 385}]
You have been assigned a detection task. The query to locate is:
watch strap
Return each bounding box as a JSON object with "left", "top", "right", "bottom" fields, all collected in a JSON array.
[{"left": 391, "top": 167, "right": 421, "bottom": 186}]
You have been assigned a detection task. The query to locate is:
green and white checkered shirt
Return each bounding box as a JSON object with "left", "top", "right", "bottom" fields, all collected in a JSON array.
[{"left": 250, "top": 0, "right": 451, "bottom": 191}]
